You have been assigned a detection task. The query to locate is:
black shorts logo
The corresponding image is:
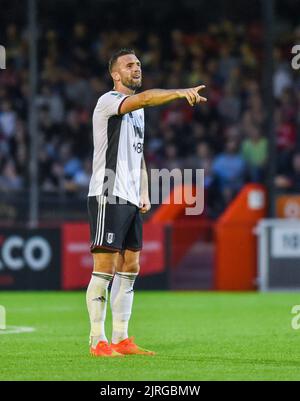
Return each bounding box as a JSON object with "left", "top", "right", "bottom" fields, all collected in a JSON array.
[{"left": 106, "top": 232, "right": 115, "bottom": 244}]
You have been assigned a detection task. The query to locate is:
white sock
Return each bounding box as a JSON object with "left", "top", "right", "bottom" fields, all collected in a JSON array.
[
  {"left": 86, "top": 272, "right": 113, "bottom": 347},
  {"left": 110, "top": 272, "right": 138, "bottom": 344}
]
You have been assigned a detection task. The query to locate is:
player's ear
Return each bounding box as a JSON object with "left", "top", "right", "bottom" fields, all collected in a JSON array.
[{"left": 111, "top": 71, "right": 120, "bottom": 82}]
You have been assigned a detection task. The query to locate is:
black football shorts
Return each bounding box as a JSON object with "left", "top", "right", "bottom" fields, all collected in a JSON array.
[{"left": 87, "top": 195, "right": 143, "bottom": 252}]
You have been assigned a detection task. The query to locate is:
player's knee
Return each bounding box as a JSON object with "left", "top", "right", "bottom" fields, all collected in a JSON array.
[
  {"left": 123, "top": 261, "right": 140, "bottom": 274},
  {"left": 93, "top": 263, "right": 114, "bottom": 275},
  {"left": 123, "top": 258, "right": 140, "bottom": 273},
  {"left": 123, "top": 254, "right": 140, "bottom": 273},
  {"left": 92, "top": 252, "right": 118, "bottom": 274}
]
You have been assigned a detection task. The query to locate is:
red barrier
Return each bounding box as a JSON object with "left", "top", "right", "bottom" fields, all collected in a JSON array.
[
  {"left": 150, "top": 184, "right": 197, "bottom": 223},
  {"left": 61, "top": 223, "right": 92, "bottom": 290},
  {"left": 139, "top": 223, "right": 165, "bottom": 276},
  {"left": 170, "top": 220, "right": 213, "bottom": 269},
  {"left": 61, "top": 222, "right": 165, "bottom": 290},
  {"left": 215, "top": 184, "right": 267, "bottom": 290}
]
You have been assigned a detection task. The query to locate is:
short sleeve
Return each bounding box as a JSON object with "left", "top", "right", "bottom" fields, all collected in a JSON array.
[{"left": 96, "top": 91, "right": 129, "bottom": 117}]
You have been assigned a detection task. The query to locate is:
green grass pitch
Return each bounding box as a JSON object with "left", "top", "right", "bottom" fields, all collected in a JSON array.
[{"left": 1, "top": 291, "right": 300, "bottom": 381}]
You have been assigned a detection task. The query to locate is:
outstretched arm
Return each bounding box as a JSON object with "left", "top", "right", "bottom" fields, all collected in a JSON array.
[
  {"left": 119, "top": 85, "right": 207, "bottom": 115},
  {"left": 140, "top": 156, "right": 151, "bottom": 214}
]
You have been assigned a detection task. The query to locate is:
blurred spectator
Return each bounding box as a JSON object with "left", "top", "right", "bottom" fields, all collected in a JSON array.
[
  {"left": 59, "top": 143, "right": 82, "bottom": 179},
  {"left": 36, "top": 85, "right": 64, "bottom": 123},
  {"left": 163, "top": 142, "right": 181, "bottom": 170},
  {"left": 0, "top": 158, "right": 23, "bottom": 191},
  {"left": 0, "top": 11, "right": 299, "bottom": 217},
  {"left": 242, "top": 124, "right": 268, "bottom": 182},
  {"left": 212, "top": 139, "right": 245, "bottom": 204},
  {"left": 73, "top": 158, "right": 93, "bottom": 191},
  {"left": 0, "top": 101, "right": 17, "bottom": 140},
  {"left": 275, "top": 152, "right": 300, "bottom": 193},
  {"left": 274, "top": 62, "right": 293, "bottom": 99},
  {"left": 276, "top": 111, "right": 297, "bottom": 151},
  {"left": 217, "top": 84, "right": 241, "bottom": 123}
]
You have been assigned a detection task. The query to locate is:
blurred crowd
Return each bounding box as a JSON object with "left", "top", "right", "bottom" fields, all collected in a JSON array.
[{"left": 1, "top": 18, "right": 300, "bottom": 216}]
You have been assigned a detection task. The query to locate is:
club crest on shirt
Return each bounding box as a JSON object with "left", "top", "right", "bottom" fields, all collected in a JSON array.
[{"left": 106, "top": 232, "right": 115, "bottom": 244}]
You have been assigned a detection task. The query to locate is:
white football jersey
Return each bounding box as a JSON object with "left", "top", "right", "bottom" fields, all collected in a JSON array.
[{"left": 88, "top": 90, "right": 144, "bottom": 207}]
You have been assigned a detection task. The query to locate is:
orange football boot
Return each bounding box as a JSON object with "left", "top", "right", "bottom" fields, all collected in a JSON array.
[
  {"left": 90, "top": 341, "right": 124, "bottom": 357},
  {"left": 111, "top": 337, "right": 155, "bottom": 356}
]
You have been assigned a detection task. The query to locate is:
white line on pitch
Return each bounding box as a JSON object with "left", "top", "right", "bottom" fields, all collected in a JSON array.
[{"left": 0, "top": 326, "right": 36, "bottom": 335}]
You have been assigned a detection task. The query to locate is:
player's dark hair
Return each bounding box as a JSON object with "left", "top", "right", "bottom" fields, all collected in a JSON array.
[{"left": 108, "top": 48, "right": 136, "bottom": 73}]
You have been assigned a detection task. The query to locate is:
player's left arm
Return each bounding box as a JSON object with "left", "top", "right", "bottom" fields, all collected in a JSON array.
[{"left": 140, "top": 156, "right": 151, "bottom": 213}]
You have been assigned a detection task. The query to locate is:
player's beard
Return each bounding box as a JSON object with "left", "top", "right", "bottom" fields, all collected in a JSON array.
[{"left": 122, "top": 76, "right": 142, "bottom": 91}]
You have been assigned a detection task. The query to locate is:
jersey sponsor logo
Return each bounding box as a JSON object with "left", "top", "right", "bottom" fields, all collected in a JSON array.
[
  {"left": 133, "top": 125, "right": 143, "bottom": 139},
  {"left": 129, "top": 114, "right": 144, "bottom": 139},
  {"left": 133, "top": 142, "right": 143, "bottom": 153},
  {"left": 106, "top": 232, "right": 115, "bottom": 244}
]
